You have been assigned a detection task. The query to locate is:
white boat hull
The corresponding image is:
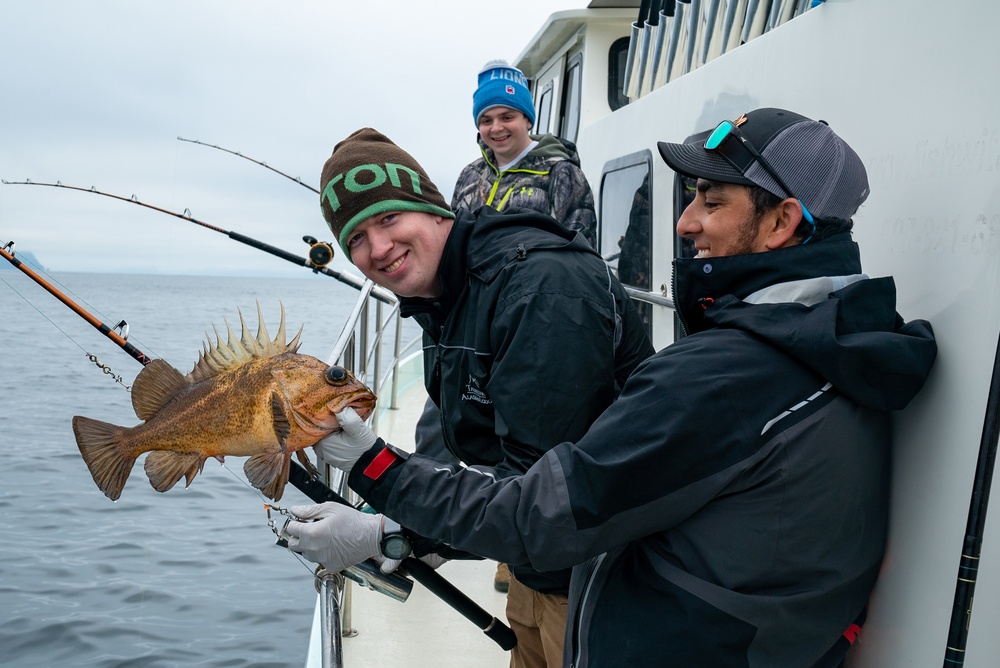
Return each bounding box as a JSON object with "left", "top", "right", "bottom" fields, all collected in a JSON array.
[{"left": 572, "top": 1, "right": 1000, "bottom": 664}]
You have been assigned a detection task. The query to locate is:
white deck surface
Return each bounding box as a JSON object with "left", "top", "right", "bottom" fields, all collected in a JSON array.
[{"left": 308, "top": 359, "right": 511, "bottom": 667}]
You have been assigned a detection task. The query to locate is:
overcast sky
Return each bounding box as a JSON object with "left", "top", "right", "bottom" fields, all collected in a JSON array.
[{"left": 0, "top": 0, "right": 590, "bottom": 277}]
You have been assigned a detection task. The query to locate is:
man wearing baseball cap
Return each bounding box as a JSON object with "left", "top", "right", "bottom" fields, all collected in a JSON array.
[{"left": 290, "top": 109, "right": 937, "bottom": 666}]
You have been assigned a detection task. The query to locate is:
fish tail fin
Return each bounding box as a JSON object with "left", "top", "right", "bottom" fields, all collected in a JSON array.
[
  {"left": 144, "top": 451, "right": 207, "bottom": 493},
  {"left": 244, "top": 452, "right": 291, "bottom": 501},
  {"left": 72, "top": 416, "right": 136, "bottom": 501}
]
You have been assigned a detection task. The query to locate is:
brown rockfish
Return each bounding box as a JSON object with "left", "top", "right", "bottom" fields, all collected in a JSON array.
[{"left": 72, "top": 305, "right": 376, "bottom": 502}]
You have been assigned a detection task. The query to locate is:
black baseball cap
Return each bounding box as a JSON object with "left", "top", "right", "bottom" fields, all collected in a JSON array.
[{"left": 657, "top": 107, "right": 870, "bottom": 221}]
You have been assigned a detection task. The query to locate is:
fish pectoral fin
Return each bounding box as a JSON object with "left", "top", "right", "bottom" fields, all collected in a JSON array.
[
  {"left": 244, "top": 451, "right": 290, "bottom": 502},
  {"left": 294, "top": 449, "right": 320, "bottom": 478},
  {"left": 271, "top": 391, "right": 291, "bottom": 445},
  {"left": 144, "top": 451, "right": 206, "bottom": 493},
  {"left": 73, "top": 415, "right": 135, "bottom": 502},
  {"left": 131, "top": 359, "right": 190, "bottom": 421}
]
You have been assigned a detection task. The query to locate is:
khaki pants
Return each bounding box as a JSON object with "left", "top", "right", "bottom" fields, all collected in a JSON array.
[{"left": 506, "top": 574, "right": 569, "bottom": 668}]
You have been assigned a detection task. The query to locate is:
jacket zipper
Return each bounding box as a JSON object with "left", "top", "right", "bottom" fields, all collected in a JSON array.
[
  {"left": 570, "top": 552, "right": 607, "bottom": 668},
  {"left": 672, "top": 263, "right": 690, "bottom": 337},
  {"left": 434, "top": 326, "right": 460, "bottom": 460}
]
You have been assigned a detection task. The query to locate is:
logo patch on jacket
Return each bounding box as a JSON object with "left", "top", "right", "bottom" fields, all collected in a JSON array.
[{"left": 462, "top": 375, "right": 492, "bottom": 405}]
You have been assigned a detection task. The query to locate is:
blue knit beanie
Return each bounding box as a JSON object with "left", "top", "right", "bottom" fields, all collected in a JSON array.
[{"left": 472, "top": 59, "right": 536, "bottom": 128}]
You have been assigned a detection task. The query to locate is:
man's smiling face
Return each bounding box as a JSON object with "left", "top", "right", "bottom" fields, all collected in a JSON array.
[
  {"left": 346, "top": 210, "right": 453, "bottom": 298},
  {"left": 478, "top": 106, "right": 533, "bottom": 166},
  {"left": 675, "top": 179, "right": 773, "bottom": 258}
]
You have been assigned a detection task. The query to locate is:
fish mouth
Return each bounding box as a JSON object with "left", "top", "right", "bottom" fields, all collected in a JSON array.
[
  {"left": 283, "top": 391, "right": 376, "bottom": 440},
  {"left": 340, "top": 393, "right": 377, "bottom": 422}
]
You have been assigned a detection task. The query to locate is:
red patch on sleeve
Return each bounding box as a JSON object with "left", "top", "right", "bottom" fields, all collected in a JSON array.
[
  {"left": 362, "top": 447, "right": 400, "bottom": 480},
  {"left": 843, "top": 623, "right": 861, "bottom": 645}
]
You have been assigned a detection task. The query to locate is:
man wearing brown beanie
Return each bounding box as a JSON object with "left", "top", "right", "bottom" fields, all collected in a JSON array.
[{"left": 308, "top": 127, "right": 653, "bottom": 668}]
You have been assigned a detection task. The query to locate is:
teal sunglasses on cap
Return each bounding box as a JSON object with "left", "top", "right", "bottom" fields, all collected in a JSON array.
[{"left": 705, "top": 117, "right": 816, "bottom": 227}]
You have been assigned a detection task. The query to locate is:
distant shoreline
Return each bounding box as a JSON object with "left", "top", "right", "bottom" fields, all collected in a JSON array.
[{"left": 0, "top": 250, "right": 45, "bottom": 271}]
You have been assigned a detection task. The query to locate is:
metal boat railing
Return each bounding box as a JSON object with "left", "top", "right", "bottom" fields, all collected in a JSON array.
[
  {"left": 622, "top": 0, "right": 821, "bottom": 100},
  {"left": 623, "top": 284, "right": 675, "bottom": 310},
  {"left": 311, "top": 274, "right": 423, "bottom": 668}
]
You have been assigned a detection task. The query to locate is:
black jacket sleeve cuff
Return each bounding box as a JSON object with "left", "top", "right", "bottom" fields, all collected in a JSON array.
[{"left": 348, "top": 438, "right": 409, "bottom": 511}]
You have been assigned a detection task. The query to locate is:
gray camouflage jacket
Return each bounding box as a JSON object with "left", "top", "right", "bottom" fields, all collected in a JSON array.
[{"left": 451, "top": 133, "right": 597, "bottom": 248}]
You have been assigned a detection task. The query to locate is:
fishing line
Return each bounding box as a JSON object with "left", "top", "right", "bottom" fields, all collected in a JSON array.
[
  {"left": 4, "top": 178, "right": 395, "bottom": 304},
  {"left": 0, "top": 272, "right": 85, "bottom": 347},
  {"left": 0, "top": 274, "right": 132, "bottom": 387},
  {"left": 213, "top": 458, "right": 320, "bottom": 575},
  {"left": 0, "top": 242, "right": 160, "bottom": 389}
]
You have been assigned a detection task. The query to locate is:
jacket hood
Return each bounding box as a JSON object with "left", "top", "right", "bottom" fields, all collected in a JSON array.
[
  {"left": 465, "top": 205, "right": 596, "bottom": 279},
  {"left": 674, "top": 237, "right": 937, "bottom": 411},
  {"left": 477, "top": 133, "right": 582, "bottom": 169}
]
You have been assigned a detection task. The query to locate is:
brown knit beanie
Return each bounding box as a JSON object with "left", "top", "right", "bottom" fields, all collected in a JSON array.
[{"left": 320, "top": 128, "right": 454, "bottom": 262}]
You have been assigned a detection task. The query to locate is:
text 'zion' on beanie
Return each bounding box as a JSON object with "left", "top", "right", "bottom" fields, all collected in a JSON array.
[{"left": 319, "top": 128, "right": 454, "bottom": 262}]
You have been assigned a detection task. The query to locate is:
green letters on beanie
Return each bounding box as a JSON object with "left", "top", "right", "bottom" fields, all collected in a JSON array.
[{"left": 319, "top": 128, "right": 454, "bottom": 262}]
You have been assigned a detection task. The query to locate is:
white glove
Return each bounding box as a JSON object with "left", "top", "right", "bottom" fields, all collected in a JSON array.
[
  {"left": 375, "top": 552, "right": 450, "bottom": 574},
  {"left": 284, "top": 502, "right": 381, "bottom": 574},
  {"left": 314, "top": 407, "right": 378, "bottom": 472}
]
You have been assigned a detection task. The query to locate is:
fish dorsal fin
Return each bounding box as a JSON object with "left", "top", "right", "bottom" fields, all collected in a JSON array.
[
  {"left": 132, "top": 359, "right": 190, "bottom": 421},
  {"left": 188, "top": 302, "right": 303, "bottom": 382}
]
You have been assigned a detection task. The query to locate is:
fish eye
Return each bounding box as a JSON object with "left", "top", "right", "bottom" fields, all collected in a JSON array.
[{"left": 325, "top": 366, "right": 350, "bottom": 386}]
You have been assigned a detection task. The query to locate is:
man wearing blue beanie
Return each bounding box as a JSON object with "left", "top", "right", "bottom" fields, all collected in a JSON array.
[
  {"left": 472, "top": 59, "right": 537, "bottom": 128},
  {"left": 454, "top": 59, "right": 597, "bottom": 249}
]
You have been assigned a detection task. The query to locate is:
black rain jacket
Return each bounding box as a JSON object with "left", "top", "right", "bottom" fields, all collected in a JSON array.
[{"left": 397, "top": 205, "right": 653, "bottom": 593}]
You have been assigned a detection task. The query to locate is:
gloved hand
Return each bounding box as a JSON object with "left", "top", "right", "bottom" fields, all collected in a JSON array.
[
  {"left": 375, "top": 552, "right": 450, "bottom": 575},
  {"left": 284, "top": 502, "right": 381, "bottom": 574},
  {"left": 314, "top": 407, "right": 378, "bottom": 472}
]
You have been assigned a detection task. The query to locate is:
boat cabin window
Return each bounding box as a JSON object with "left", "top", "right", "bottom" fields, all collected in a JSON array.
[
  {"left": 536, "top": 81, "right": 554, "bottom": 135},
  {"left": 559, "top": 53, "right": 583, "bottom": 143},
  {"left": 608, "top": 36, "right": 631, "bottom": 111},
  {"left": 600, "top": 151, "right": 653, "bottom": 335}
]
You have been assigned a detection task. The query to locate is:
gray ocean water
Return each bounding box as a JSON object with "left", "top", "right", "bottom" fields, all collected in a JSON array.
[{"left": 0, "top": 270, "right": 413, "bottom": 667}]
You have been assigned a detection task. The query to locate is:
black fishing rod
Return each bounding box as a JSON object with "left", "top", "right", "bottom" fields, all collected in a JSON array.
[
  {"left": 177, "top": 137, "right": 320, "bottom": 194},
  {"left": 0, "top": 240, "right": 515, "bottom": 651},
  {"left": 944, "top": 331, "right": 1000, "bottom": 665},
  {"left": 1, "top": 179, "right": 395, "bottom": 305}
]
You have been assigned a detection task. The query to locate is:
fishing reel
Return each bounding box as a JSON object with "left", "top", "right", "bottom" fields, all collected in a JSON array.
[
  {"left": 303, "top": 235, "right": 334, "bottom": 268},
  {"left": 265, "top": 504, "right": 413, "bottom": 602}
]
